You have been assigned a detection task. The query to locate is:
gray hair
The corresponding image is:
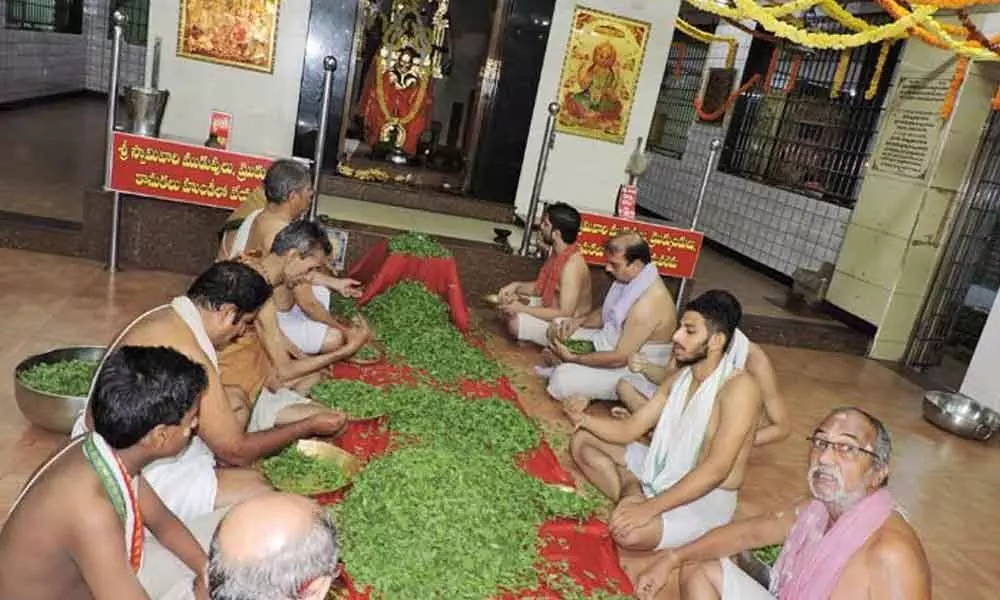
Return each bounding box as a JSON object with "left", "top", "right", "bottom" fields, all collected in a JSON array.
[
  {"left": 207, "top": 508, "right": 339, "bottom": 600},
  {"left": 263, "top": 159, "right": 311, "bottom": 205},
  {"left": 270, "top": 220, "right": 333, "bottom": 257},
  {"left": 825, "top": 406, "right": 892, "bottom": 467}
]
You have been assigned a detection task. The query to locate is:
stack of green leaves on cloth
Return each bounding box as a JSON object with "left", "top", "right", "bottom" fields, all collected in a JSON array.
[
  {"left": 311, "top": 382, "right": 621, "bottom": 599},
  {"left": 387, "top": 230, "right": 452, "bottom": 258},
  {"left": 363, "top": 281, "right": 502, "bottom": 382},
  {"left": 19, "top": 359, "right": 98, "bottom": 397}
]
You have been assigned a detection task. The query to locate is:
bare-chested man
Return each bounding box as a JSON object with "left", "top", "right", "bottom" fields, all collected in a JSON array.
[
  {"left": 497, "top": 202, "right": 592, "bottom": 346},
  {"left": 635, "top": 407, "right": 931, "bottom": 600},
  {"left": 72, "top": 260, "right": 351, "bottom": 526},
  {"left": 220, "top": 159, "right": 362, "bottom": 358},
  {"left": 543, "top": 232, "right": 676, "bottom": 406},
  {"left": 0, "top": 346, "right": 209, "bottom": 600},
  {"left": 567, "top": 290, "right": 762, "bottom": 552},
  {"left": 616, "top": 337, "right": 790, "bottom": 446},
  {"left": 219, "top": 219, "right": 371, "bottom": 403}
]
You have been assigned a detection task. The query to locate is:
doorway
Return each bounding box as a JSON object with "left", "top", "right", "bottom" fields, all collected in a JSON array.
[
  {"left": 334, "top": 0, "right": 501, "bottom": 195},
  {"left": 906, "top": 112, "right": 1000, "bottom": 390}
]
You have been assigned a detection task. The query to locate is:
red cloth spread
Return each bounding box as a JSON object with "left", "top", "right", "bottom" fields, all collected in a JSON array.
[
  {"left": 536, "top": 244, "right": 579, "bottom": 308},
  {"left": 348, "top": 239, "right": 470, "bottom": 332}
]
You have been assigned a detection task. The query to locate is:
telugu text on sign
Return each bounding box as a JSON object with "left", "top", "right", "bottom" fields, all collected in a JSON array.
[
  {"left": 577, "top": 211, "right": 703, "bottom": 279},
  {"left": 107, "top": 132, "right": 276, "bottom": 209},
  {"left": 871, "top": 77, "right": 949, "bottom": 180}
]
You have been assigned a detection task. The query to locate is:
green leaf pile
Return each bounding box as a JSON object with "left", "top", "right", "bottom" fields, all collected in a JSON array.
[
  {"left": 334, "top": 446, "right": 606, "bottom": 600},
  {"left": 388, "top": 231, "right": 452, "bottom": 258},
  {"left": 260, "top": 446, "right": 349, "bottom": 495},
  {"left": 18, "top": 359, "right": 98, "bottom": 397},
  {"left": 363, "top": 281, "right": 502, "bottom": 382},
  {"left": 328, "top": 293, "right": 360, "bottom": 319},
  {"left": 312, "top": 381, "right": 538, "bottom": 459}
]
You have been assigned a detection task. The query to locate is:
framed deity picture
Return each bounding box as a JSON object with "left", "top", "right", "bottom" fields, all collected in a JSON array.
[
  {"left": 177, "top": 0, "right": 281, "bottom": 73},
  {"left": 555, "top": 6, "right": 650, "bottom": 145}
]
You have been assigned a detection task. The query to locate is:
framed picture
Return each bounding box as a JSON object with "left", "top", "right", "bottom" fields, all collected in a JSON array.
[
  {"left": 177, "top": 0, "right": 281, "bottom": 73},
  {"left": 555, "top": 6, "right": 651, "bottom": 145},
  {"left": 324, "top": 227, "right": 350, "bottom": 272}
]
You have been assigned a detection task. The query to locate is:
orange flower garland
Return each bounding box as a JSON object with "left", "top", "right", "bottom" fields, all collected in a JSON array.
[
  {"left": 992, "top": 83, "right": 1000, "bottom": 110},
  {"left": 695, "top": 74, "right": 763, "bottom": 121},
  {"left": 941, "top": 57, "right": 969, "bottom": 120},
  {"left": 831, "top": 49, "right": 851, "bottom": 99},
  {"left": 764, "top": 46, "right": 781, "bottom": 92}
]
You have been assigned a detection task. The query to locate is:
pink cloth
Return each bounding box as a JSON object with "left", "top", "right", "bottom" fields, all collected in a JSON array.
[{"left": 771, "top": 488, "right": 894, "bottom": 599}]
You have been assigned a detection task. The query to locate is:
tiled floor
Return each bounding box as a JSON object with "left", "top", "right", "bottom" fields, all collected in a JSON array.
[{"left": 0, "top": 248, "right": 996, "bottom": 599}]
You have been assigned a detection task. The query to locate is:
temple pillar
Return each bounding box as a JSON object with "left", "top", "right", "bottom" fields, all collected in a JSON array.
[{"left": 826, "top": 15, "right": 1000, "bottom": 361}]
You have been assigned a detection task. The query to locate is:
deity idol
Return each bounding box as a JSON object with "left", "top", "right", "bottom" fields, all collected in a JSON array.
[{"left": 564, "top": 41, "right": 624, "bottom": 125}]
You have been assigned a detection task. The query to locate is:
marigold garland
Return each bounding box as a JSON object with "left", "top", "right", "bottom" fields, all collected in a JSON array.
[
  {"left": 694, "top": 74, "right": 763, "bottom": 121},
  {"left": 785, "top": 53, "right": 803, "bottom": 93},
  {"left": 865, "top": 41, "right": 893, "bottom": 100},
  {"left": 941, "top": 57, "right": 970, "bottom": 120},
  {"left": 831, "top": 49, "right": 852, "bottom": 98},
  {"left": 765, "top": 46, "right": 781, "bottom": 92},
  {"left": 992, "top": 83, "right": 1000, "bottom": 110},
  {"left": 871, "top": 0, "right": 1000, "bottom": 59},
  {"left": 675, "top": 18, "right": 738, "bottom": 69}
]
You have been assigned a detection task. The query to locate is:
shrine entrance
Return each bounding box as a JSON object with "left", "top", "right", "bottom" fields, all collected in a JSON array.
[{"left": 334, "top": 0, "right": 506, "bottom": 198}]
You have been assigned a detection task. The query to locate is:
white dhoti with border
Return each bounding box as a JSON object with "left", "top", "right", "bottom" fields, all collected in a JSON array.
[
  {"left": 138, "top": 508, "right": 228, "bottom": 600},
  {"left": 720, "top": 557, "right": 775, "bottom": 599},
  {"left": 277, "top": 285, "right": 332, "bottom": 355},
  {"left": 624, "top": 442, "right": 737, "bottom": 549},
  {"left": 545, "top": 323, "right": 672, "bottom": 401}
]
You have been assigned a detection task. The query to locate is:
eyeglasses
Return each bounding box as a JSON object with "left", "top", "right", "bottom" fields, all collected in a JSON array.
[{"left": 806, "top": 436, "right": 879, "bottom": 461}]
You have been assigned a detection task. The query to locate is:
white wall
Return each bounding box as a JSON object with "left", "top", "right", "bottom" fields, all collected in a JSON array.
[
  {"left": 146, "top": 0, "right": 310, "bottom": 156},
  {"left": 961, "top": 292, "right": 1000, "bottom": 412},
  {"left": 515, "top": 0, "right": 682, "bottom": 217}
]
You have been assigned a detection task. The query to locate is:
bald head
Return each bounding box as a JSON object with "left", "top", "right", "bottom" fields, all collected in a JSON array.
[
  {"left": 209, "top": 493, "right": 339, "bottom": 600},
  {"left": 605, "top": 231, "right": 651, "bottom": 265}
]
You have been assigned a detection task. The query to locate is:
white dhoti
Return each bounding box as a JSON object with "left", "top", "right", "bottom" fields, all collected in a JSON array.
[
  {"left": 619, "top": 372, "right": 660, "bottom": 398},
  {"left": 546, "top": 332, "right": 672, "bottom": 402},
  {"left": 625, "top": 442, "right": 737, "bottom": 549},
  {"left": 139, "top": 508, "right": 228, "bottom": 600},
  {"left": 277, "top": 285, "right": 331, "bottom": 355},
  {"left": 248, "top": 387, "right": 314, "bottom": 432},
  {"left": 721, "top": 557, "right": 775, "bottom": 599}
]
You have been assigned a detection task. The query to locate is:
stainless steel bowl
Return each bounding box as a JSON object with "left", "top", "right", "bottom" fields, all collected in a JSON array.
[
  {"left": 922, "top": 390, "right": 1000, "bottom": 441},
  {"left": 14, "top": 346, "right": 104, "bottom": 434}
]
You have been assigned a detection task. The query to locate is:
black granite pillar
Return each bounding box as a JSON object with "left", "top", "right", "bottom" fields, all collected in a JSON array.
[
  {"left": 293, "top": 0, "right": 361, "bottom": 168},
  {"left": 470, "top": 0, "right": 556, "bottom": 204}
]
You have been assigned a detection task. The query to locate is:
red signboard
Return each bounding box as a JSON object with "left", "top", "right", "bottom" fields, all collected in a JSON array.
[
  {"left": 577, "top": 211, "right": 703, "bottom": 279},
  {"left": 616, "top": 185, "right": 637, "bottom": 219},
  {"left": 107, "top": 131, "right": 275, "bottom": 209}
]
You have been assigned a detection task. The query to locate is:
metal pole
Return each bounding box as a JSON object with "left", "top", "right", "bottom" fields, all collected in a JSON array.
[
  {"left": 105, "top": 10, "right": 127, "bottom": 273},
  {"left": 310, "top": 56, "right": 338, "bottom": 221},
  {"left": 519, "top": 102, "right": 560, "bottom": 256},
  {"left": 675, "top": 138, "right": 722, "bottom": 310}
]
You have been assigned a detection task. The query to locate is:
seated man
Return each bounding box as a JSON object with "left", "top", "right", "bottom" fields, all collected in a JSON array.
[
  {"left": 544, "top": 232, "right": 676, "bottom": 405},
  {"left": 567, "top": 290, "right": 762, "bottom": 552},
  {"left": 634, "top": 407, "right": 931, "bottom": 600},
  {"left": 497, "top": 202, "right": 592, "bottom": 346},
  {"left": 219, "top": 219, "right": 372, "bottom": 404},
  {"left": 1, "top": 346, "right": 210, "bottom": 600},
  {"left": 208, "top": 493, "right": 340, "bottom": 600},
  {"left": 617, "top": 335, "right": 791, "bottom": 446},
  {"left": 220, "top": 158, "right": 362, "bottom": 357},
  {"left": 72, "top": 261, "right": 353, "bottom": 524}
]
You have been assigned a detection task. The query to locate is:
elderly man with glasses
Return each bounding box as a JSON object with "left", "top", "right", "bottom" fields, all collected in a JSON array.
[{"left": 633, "top": 406, "right": 931, "bottom": 600}]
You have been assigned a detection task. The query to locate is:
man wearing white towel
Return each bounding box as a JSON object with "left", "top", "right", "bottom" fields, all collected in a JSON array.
[
  {"left": 567, "top": 290, "right": 763, "bottom": 552},
  {"left": 543, "top": 232, "right": 676, "bottom": 406}
]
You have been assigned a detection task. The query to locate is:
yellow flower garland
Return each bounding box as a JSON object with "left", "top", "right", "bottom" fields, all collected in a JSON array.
[
  {"left": 831, "top": 49, "right": 851, "bottom": 98},
  {"left": 676, "top": 18, "right": 738, "bottom": 69},
  {"left": 865, "top": 41, "right": 893, "bottom": 100}
]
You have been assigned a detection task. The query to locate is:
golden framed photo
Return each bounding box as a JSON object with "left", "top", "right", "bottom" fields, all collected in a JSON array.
[
  {"left": 177, "top": 0, "right": 281, "bottom": 73},
  {"left": 555, "top": 6, "right": 651, "bottom": 144}
]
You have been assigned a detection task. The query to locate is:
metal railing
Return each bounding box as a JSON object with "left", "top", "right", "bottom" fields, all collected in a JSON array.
[
  {"left": 719, "top": 15, "right": 900, "bottom": 208},
  {"left": 5, "top": 0, "right": 82, "bottom": 33},
  {"left": 648, "top": 30, "right": 713, "bottom": 159}
]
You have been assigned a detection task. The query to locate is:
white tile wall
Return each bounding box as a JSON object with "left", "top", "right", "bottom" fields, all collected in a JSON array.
[
  {"left": 0, "top": 0, "right": 146, "bottom": 104},
  {"left": 639, "top": 21, "right": 852, "bottom": 277}
]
